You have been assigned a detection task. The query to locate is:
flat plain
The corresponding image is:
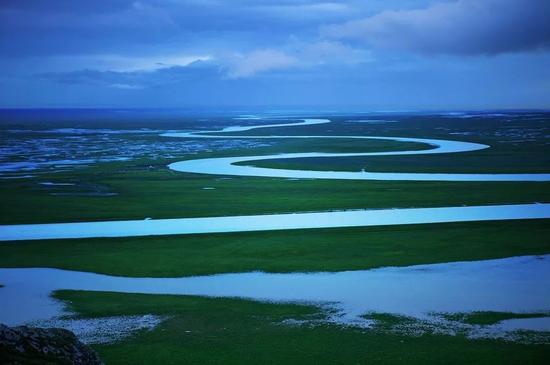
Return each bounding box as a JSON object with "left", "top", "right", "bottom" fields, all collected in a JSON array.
[{"left": 1, "top": 109, "right": 549, "bottom": 364}]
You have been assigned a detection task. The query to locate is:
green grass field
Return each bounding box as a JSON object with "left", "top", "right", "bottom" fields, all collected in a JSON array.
[
  {"left": 1, "top": 220, "right": 548, "bottom": 277},
  {"left": 54, "top": 290, "right": 550, "bottom": 365},
  {"left": 1, "top": 113, "right": 549, "bottom": 364},
  {"left": 1, "top": 161, "right": 548, "bottom": 224}
]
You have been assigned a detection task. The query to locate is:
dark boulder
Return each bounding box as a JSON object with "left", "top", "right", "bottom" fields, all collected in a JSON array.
[{"left": 0, "top": 324, "right": 104, "bottom": 365}]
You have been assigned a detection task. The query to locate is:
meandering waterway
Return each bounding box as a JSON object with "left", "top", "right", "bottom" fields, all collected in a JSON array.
[
  {"left": 1, "top": 118, "right": 549, "bottom": 241},
  {"left": 1, "top": 118, "right": 549, "bottom": 340}
]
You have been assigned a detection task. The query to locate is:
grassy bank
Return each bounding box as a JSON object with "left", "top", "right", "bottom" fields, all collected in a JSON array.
[
  {"left": 1, "top": 220, "right": 548, "bottom": 277},
  {"left": 240, "top": 140, "right": 549, "bottom": 173},
  {"left": 54, "top": 290, "right": 550, "bottom": 365},
  {"left": 1, "top": 159, "right": 549, "bottom": 225}
]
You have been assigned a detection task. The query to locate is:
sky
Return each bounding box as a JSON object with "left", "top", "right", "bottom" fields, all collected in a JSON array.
[{"left": 0, "top": 0, "right": 549, "bottom": 110}]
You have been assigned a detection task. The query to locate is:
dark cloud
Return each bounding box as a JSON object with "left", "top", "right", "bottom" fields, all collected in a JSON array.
[
  {"left": 1, "top": 1, "right": 439, "bottom": 57},
  {"left": 0, "top": 0, "right": 353, "bottom": 57},
  {"left": 38, "top": 60, "right": 223, "bottom": 89},
  {"left": 324, "top": 0, "right": 550, "bottom": 55},
  {"left": 1, "top": 1, "right": 549, "bottom": 108}
]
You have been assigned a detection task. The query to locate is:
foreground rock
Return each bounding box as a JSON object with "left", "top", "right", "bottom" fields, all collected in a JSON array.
[{"left": 0, "top": 324, "right": 104, "bottom": 364}]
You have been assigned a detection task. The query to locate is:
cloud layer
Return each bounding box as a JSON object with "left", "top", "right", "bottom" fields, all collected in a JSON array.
[
  {"left": 1, "top": 1, "right": 549, "bottom": 108},
  {"left": 325, "top": 0, "right": 550, "bottom": 55},
  {"left": 225, "top": 49, "right": 297, "bottom": 79}
]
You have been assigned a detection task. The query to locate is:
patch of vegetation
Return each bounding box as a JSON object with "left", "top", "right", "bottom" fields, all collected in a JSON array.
[
  {"left": 54, "top": 290, "right": 550, "bottom": 365},
  {"left": 1, "top": 220, "right": 548, "bottom": 277}
]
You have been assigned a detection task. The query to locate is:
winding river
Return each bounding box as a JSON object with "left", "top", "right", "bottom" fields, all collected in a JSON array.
[
  {"left": 165, "top": 119, "right": 550, "bottom": 182},
  {"left": 1, "top": 118, "right": 550, "bottom": 337},
  {"left": 1, "top": 118, "right": 549, "bottom": 241}
]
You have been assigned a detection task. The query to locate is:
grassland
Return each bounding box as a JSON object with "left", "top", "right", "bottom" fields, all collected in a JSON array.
[
  {"left": 244, "top": 143, "right": 550, "bottom": 173},
  {"left": 1, "top": 112, "right": 549, "bottom": 364},
  {"left": 0, "top": 220, "right": 548, "bottom": 277},
  {"left": 235, "top": 117, "right": 549, "bottom": 173},
  {"left": 1, "top": 161, "right": 549, "bottom": 224},
  {"left": 1, "top": 115, "right": 548, "bottom": 225},
  {"left": 54, "top": 290, "right": 550, "bottom": 365}
]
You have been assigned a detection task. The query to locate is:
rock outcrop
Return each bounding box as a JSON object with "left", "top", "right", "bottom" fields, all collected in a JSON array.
[{"left": 0, "top": 324, "right": 104, "bottom": 364}]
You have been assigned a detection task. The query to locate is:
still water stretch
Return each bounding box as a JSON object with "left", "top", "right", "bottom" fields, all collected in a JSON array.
[
  {"left": 1, "top": 118, "right": 550, "bottom": 241},
  {"left": 1, "top": 255, "right": 549, "bottom": 331}
]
